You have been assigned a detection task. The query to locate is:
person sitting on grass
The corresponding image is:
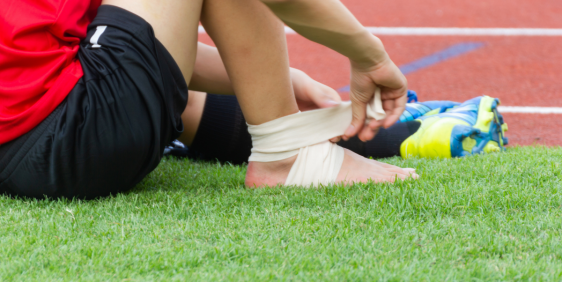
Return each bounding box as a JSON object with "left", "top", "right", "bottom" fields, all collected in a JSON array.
[{"left": 1, "top": 0, "right": 420, "bottom": 199}]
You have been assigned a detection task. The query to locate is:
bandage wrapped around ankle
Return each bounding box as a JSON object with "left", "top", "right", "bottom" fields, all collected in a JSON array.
[{"left": 247, "top": 88, "right": 386, "bottom": 186}]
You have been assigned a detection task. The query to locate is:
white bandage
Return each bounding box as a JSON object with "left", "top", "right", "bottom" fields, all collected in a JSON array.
[{"left": 247, "top": 88, "right": 386, "bottom": 186}]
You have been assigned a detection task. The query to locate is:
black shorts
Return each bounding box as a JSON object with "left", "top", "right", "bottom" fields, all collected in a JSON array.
[{"left": 0, "top": 5, "right": 188, "bottom": 199}]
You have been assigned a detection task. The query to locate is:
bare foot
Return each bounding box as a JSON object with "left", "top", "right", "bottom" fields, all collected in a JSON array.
[
  {"left": 335, "top": 148, "right": 418, "bottom": 185},
  {"left": 245, "top": 148, "right": 418, "bottom": 187}
]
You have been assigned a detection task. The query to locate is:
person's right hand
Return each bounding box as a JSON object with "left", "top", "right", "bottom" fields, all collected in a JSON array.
[{"left": 343, "top": 55, "right": 408, "bottom": 142}]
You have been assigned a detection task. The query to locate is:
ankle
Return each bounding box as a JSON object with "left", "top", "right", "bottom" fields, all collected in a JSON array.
[{"left": 245, "top": 155, "right": 297, "bottom": 187}]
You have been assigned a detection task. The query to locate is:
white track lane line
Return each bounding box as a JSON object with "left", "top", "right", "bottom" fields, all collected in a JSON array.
[
  {"left": 362, "top": 27, "right": 562, "bottom": 36},
  {"left": 498, "top": 106, "right": 562, "bottom": 114},
  {"left": 199, "top": 26, "right": 562, "bottom": 36}
]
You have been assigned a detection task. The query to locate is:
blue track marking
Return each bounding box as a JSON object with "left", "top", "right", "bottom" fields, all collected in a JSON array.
[{"left": 337, "top": 42, "right": 485, "bottom": 92}]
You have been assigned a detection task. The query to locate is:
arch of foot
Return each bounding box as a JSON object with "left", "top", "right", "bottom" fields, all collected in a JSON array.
[{"left": 247, "top": 88, "right": 386, "bottom": 187}]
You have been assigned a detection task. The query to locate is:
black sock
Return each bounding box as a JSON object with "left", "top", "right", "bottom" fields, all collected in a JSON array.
[
  {"left": 190, "top": 94, "right": 252, "bottom": 164},
  {"left": 190, "top": 94, "right": 421, "bottom": 163},
  {"left": 337, "top": 121, "right": 421, "bottom": 158}
]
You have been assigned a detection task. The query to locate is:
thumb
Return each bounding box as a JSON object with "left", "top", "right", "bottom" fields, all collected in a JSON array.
[
  {"left": 345, "top": 73, "right": 377, "bottom": 140},
  {"left": 344, "top": 94, "right": 368, "bottom": 140}
]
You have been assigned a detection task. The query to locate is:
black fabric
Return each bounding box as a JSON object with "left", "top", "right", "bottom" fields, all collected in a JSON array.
[
  {"left": 0, "top": 105, "right": 63, "bottom": 174},
  {"left": 190, "top": 94, "right": 251, "bottom": 164},
  {"left": 0, "top": 5, "right": 188, "bottom": 199},
  {"left": 189, "top": 94, "right": 420, "bottom": 163},
  {"left": 0, "top": 131, "right": 27, "bottom": 167},
  {"left": 361, "top": 120, "right": 421, "bottom": 158},
  {"left": 337, "top": 136, "right": 366, "bottom": 156}
]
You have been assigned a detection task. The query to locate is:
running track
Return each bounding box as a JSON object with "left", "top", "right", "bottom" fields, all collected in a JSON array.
[{"left": 199, "top": 0, "right": 562, "bottom": 146}]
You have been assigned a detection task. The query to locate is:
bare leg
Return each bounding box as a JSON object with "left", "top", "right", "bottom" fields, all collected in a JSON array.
[
  {"left": 200, "top": 0, "right": 416, "bottom": 186},
  {"left": 200, "top": 0, "right": 298, "bottom": 125},
  {"left": 200, "top": 0, "right": 300, "bottom": 184},
  {"left": 101, "top": 0, "right": 203, "bottom": 86},
  {"left": 178, "top": 91, "right": 206, "bottom": 146}
]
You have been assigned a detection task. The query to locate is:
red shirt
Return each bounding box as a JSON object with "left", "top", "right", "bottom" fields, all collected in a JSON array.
[{"left": 0, "top": 0, "right": 101, "bottom": 144}]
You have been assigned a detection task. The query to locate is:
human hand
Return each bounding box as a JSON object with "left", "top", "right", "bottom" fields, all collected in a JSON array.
[
  {"left": 291, "top": 68, "right": 342, "bottom": 112},
  {"left": 344, "top": 56, "right": 408, "bottom": 142},
  {"left": 290, "top": 68, "right": 345, "bottom": 143}
]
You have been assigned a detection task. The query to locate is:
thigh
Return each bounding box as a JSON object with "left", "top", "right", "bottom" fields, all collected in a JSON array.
[{"left": 101, "top": 0, "right": 203, "bottom": 86}]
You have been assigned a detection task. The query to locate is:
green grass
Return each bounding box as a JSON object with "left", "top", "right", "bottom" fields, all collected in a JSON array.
[{"left": 2, "top": 146, "right": 562, "bottom": 281}]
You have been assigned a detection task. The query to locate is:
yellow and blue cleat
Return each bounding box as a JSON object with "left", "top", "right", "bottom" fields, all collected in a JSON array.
[
  {"left": 399, "top": 91, "right": 461, "bottom": 123},
  {"left": 400, "top": 96, "right": 508, "bottom": 159}
]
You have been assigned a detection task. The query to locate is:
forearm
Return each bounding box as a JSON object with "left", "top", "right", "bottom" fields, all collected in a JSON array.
[
  {"left": 190, "top": 42, "right": 316, "bottom": 97},
  {"left": 262, "top": 0, "right": 388, "bottom": 67},
  {"left": 189, "top": 42, "right": 234, "bottom": 94},
  {"left": 191, "top": 42, "right": 307, "bottom": 95}
]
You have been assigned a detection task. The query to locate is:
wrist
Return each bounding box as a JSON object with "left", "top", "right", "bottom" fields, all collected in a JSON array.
[{"left": 347, "top": 31, "right": 388, "bottom": 69}]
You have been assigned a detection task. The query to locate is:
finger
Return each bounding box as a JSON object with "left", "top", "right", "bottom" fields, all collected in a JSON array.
[
  {"left": 347, "top": 82, "right": 375, "bottom": 140},
  {"left": 382, "top": 98, "right": 395, "bottom": 113},
  {"left": 358, "top": 125, "right": 377, "bottom": 142},
  {"left": 382, "top": 90, "right": 407, "bottom": 128},
  {"left": 356, "top": 119, "right": 381, "bottom": 142},
  {"left": 330, "top": 136, "right": 342, "bottom": 143},
  {"left": 367, "top": 119, "right": 383, "bottom": 131},
  {"left": 344, "top": 98, "right": 367, "bottom": 140},
  {"left": 311, "top": 82, "right": 342, "bottom": 109},
  {"left": 320, "top": 83, "right": 342, "bottom": 103},
  {"left": 381, "top": 98, "right": 396, "bottom": 128},
  {"left": 383, "top": 108, "right": 405, "bottom": 128}
]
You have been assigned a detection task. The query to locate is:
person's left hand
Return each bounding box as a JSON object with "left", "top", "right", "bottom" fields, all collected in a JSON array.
[
  {"left": 291, "top": 68, "right": 342, "bottom": 112},
  {"left": 290, "top": 68, "right": 344, "bottom": 142}
]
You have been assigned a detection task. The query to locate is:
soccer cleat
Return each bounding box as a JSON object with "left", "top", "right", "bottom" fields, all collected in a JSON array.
[
  {"left": 407, "top": 90, "right": 419, "bottom": 103},
  {"left": 400, "top": 96, "right": 508, "bottom": 159},
  {"left": 163, "top": 139, "right": 193, "bottom": 158},
  {"left": 399, "top": 98, "right": 460, "bottom": 123}
]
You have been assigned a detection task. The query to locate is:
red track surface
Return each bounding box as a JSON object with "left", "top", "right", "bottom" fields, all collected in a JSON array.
[
  {"left": 345, "top": 0, "right": 562, "bottom": 28},
  {"left": 200, "top": 0, "right": 562, "bottom": 147}
]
